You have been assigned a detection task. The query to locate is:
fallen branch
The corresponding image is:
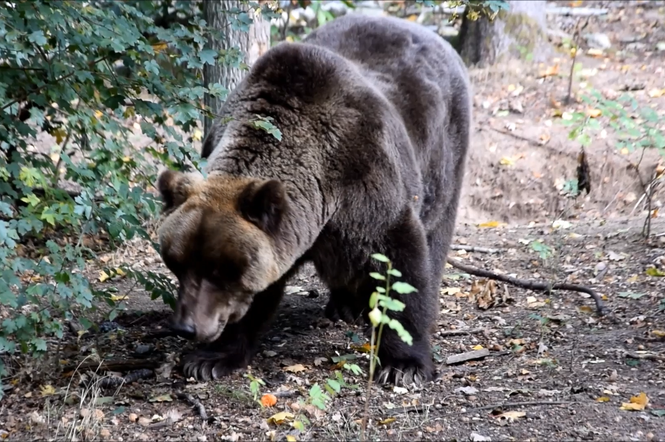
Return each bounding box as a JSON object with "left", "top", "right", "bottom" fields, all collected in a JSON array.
[
  {"left": 472, "top": 400, "right": 572, "bottom": 412},
  {"left": 439, "top": 327, "right": 487, "bottom": 337},
  {"left": 176, "top": 392, "right": 209, "bottom": 421},
  {"left": 622, "top": 351, "right": 664, "bottom": 362},
  {"left": 446, "top": 257, "right": 606, "bottom": 315},
  {"left": 450, "top": 245, "right": 501, "bottom": 254}
]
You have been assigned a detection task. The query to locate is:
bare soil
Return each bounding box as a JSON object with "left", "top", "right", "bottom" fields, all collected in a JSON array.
[{"left": 2, "top": 1, "right": 665, "bottom": 441}]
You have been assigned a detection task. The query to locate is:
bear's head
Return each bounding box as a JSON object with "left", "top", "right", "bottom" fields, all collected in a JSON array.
[{"left": 156, "top": 169, "right": 288, "bottom": 343}]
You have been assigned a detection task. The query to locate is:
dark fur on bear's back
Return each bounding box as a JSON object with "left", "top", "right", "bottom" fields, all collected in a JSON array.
[{"left": 181, "top": 14, "right": 471, "bottom": 384}]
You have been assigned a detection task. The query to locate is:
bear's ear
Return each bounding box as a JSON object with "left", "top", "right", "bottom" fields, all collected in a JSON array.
[
  {"left": 157, "top": 169, "right": 201, "bottom": 213},
  {"left": 238, "top": 179, "right": 287, "bottom": 235}
]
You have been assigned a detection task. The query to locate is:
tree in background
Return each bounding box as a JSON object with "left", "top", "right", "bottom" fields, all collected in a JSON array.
[
  {"left": 458, "top": 0, "right": 551, "bottom": 67},
  {"left": 203, "top": 0, "right": 272, "bottom": 138}
]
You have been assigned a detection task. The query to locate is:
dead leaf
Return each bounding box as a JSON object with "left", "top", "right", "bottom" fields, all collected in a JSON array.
[
  {"left": 441, "top": 287, "right": 461, "bottom": 296},
  {"left": 39, "top": 385, "right": 56, "bottom": 397},
  {"left": 98, "top": 271, "right": 110, "bottom": 282},
  {"left": 261, "top": 394, "right": 278, "bottom": 407},
  {"left": 596, "top": 396, "right": 611, "bottom": 402},
  {"left": 351, "top": 343, "right": 373, "bottom": 353},
  {"left": 313, "top": 357, "right": 327, "bottom": 366},
  {"left": 538, "top": 64, "right": 559, "bottom": 78},
  {"left": 647, "top": 267, "right": 665, "bottom": 277},
  {"left": 621, "top": 392, "right": 649, "bottom": 411},
  {"left": 586, "top": 108, "right": 602, "bottom": 118},
  {"left": 478, "top": 221, "right": 504, "bottom": 228},
  {"left": 379, "top": 417, "right": 396, "bottom": 425},
  {"left": 495, "top": 411, "right": 526, "bottom": 422},
  {"left": 283, "top": 364, "right": 307, "bottom": 373},
  {"left": 472, "top": 345, "right": 484, "bottom": 351},
  {"left": 149, "top": 394, "right": 172, "bottom": 403},
  {"left": 286, "top": 436, "right": 298, "bottom": 442},
  {"left": 267, "top": 411, "right": 294, "bottom": 426},
  {"left": 652, "top": 330, "right": 665, "bottom": 338}
]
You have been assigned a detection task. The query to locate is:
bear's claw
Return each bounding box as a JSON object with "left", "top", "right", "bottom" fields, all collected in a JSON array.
[
  {"left": 181, "top": 350, "right": 248, "bottom": 381},
  {"left": 375, "top": 363, "right": 434, "bottom": 387}
]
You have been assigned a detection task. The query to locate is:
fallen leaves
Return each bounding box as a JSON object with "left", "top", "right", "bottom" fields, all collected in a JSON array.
[
  {"left": 494, "top": 411, "right": 526, "bottom": 422},
  {"left": 267, "top": 411, "right": 294, "bottom": 426},
  {"left": 261, "top": 394, "right": 278, "bottom": 407},
  {"left": 283, "top": 364, "right": 308, "bottom": 373},
  {"left": 621, "top": 392, "right": 649, "bottom": 411}
]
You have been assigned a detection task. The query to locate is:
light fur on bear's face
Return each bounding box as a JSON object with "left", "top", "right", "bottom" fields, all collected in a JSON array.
[{"left": 156, "top": 170, "right": 285, "bottom": 343}]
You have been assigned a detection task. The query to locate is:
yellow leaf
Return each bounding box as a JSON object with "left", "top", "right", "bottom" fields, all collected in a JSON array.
[
  {"left": 94, "top": 110, "right": 103, "bottom": 119},
  {"left": 472, "top": 345, "right": 484, "bottom": 351},
  {"left": 587, "top": 48, "right": 604, "bottom": 57},
  {"left": 499, "top": 157, "right": 514, "bottom": 166},
  {"left": 596, "top": 396, "right": 610, "bottom": 402},
  {"left": 152, "top": 42, "right": 168, "bottom": 53},
  {"left": 121, "top": 156, "right": 131, "bottom": 163},
  {"left": 351, "top": 342, "right": 373, "bottom": 353},
  {"left": 578, "top": 305, "right": 594, "bottom": 314},
  {"left": 110, "top": 294, "right": 128, "bottom": 302},
  {"left": 286, "top": 436, "right": 297, "bottom": 442},
  {"left": 52, "top": 128, "right": 67, "bottom": 145},
  {"left": 283, "top": 364, "right": 307, "bottom": 373},
  {"left": 627, "top": 274, "right": 639, "bottom": 283},
  {"left": 648, "top": 88, "right": 665, "bottom": 98},
  {"left": 652, "top": 330, "right": 665, "bottom": 338},
  {"left": 40, "top": 385, "right": 56, "bottom": 397},
  {"left": 267, "top": 411, "right": 294, "bottom": 426},
  {"left": 478, "top": 221, "right": 504, "bottom": 228},
  {"left": 586, "top": 108, "right": 602, "bottom": 118},
  {"left": 621, "top": 392, "right": 649, "bottom": 411},
  {"left": 379, "top": 417, "right": 396, "bottom": 425},
  {"left": 98, "top": 271, "right": 110, "bottom": 282},
  {"left": 646, "top": 267, "right": 665, "bottom": 277},
  {"left": 407, "top": 14, "right": 418, "bottom": 21},
  {"left": 123, "top": 106, "right": 135, "bottom": 119},
  {"left": 440, "top": 287, "right": 461, "bottom": 295},
  {"left": 193, "top": 129, "right": 203, "bottom": 141},
  {"left": 115, "top": 268, "right": 126, "bottom": 276}
]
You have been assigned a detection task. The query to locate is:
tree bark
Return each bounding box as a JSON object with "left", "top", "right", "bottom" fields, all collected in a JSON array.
[
  {"left": 202, "top": 0, "right": 271, "bottom": 138},
  {"left": 458, "top": 0, "right": 551, "bottom": 68}
]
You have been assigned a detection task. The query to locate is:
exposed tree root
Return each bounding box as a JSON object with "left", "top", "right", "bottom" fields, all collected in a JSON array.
[{"left": 446, "top": 257, "right": 606, "bottom": 316}]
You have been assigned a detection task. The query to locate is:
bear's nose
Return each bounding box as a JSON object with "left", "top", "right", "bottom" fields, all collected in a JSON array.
[{"left": 170, "top": 320, "right": 196, "bottom": 340}]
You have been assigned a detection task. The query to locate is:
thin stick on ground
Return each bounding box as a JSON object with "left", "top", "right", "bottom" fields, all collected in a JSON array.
[
  {"left": 439, "top": 327, "right": 486, "bottom": 337},
  {"left": 176, "top": 392, "right": 208, "bottom": 421},
  {"left": 446, "top": 257, "right": 606, "bottom": 315},
  {"left": 472, "top": 400, "right": 572, "bottom": 412},
  {"left": 450, "top": 245, "right": 501, "bottom": 254}
]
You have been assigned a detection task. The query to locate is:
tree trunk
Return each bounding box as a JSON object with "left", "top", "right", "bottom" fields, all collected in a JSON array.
[
  {"left": 458, "top": 0, "right": 551, "bottom": 68},
  {"left": 202, "top": 0, "right": 271, "bottom": 138}
]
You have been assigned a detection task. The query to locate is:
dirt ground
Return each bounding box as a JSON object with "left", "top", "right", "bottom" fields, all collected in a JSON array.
[{"left": 2, "top": 1, "right": 665, "bottom": 441}]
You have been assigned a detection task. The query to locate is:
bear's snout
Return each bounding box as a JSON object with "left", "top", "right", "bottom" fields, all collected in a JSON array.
[{"left": 169, "top": 317, "right": 196, "bottom": 340}]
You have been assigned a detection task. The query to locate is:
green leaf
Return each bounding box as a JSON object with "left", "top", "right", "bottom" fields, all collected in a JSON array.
[
  {"left": 371, "top": 253, "right": 390, "bottom": 263},
  {"left": 28, "top": 30, "right": 47, "bottom": 46},
  {"left": 251, "top": 116, "right": 282, "bottom": 141},
  {"left": 646, "top": 268, "right": 665, "bottom": 277},
  {"left": 391, "top": 281, "right": 417, "bottom": 295},
  {"left": 387, "top": 268, "right": 402, "bottom": 277},
  {"left": 326, "top": 379, "right": 341, "bottom": 393},
  {"left": 388, "top": 319, "right": 413, "bottom": 346},
  {"left": 369, "top": 272, "right": 385, "bottom": 281},
  {"left": 199, "top": 49, "right": 218, "bottom": 65}
]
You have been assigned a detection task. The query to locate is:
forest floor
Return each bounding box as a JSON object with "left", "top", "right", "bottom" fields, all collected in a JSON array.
[{"left": 2, "top": 1, "right": 665, "bottom": 441}]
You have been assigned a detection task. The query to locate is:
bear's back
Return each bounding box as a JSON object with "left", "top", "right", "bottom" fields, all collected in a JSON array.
[{"left": 302, "top": 14, "right": 470, "bottom": 159}]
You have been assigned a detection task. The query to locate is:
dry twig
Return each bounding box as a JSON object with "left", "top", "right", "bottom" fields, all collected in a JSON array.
[
  {"left": 176, "top": 392, "right": 209, "bottom": 421},
  {"left": 446, "top": 257, "right": 606, "bottom": 315},
  {"left": 472, "top": 400, "right": 572, "bottom": 412},
  {"left": 450, "top": 245, "right": 500, "bottom": 254}
]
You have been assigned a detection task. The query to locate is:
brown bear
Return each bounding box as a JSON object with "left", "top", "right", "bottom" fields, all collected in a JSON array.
[{"left": 156, "top": 13, "right": 471, "bottom": 386}]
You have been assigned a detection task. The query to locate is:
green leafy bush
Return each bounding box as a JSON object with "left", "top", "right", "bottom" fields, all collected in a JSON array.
[{"left": 0, "top": 0, "right": 257, "bottom": 392}]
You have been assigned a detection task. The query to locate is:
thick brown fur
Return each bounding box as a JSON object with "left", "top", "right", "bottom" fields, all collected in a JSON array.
[{"left": 158, "top": 14, "right": 472, "bottom": 386}]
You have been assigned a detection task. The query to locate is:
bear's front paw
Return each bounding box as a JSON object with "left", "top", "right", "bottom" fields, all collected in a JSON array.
[
  {"left": 375, "top": 358, "right": 435, "bottom": 387},
  {"left": 181, "top": 349, "right": 250, "bottom": 382}
]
